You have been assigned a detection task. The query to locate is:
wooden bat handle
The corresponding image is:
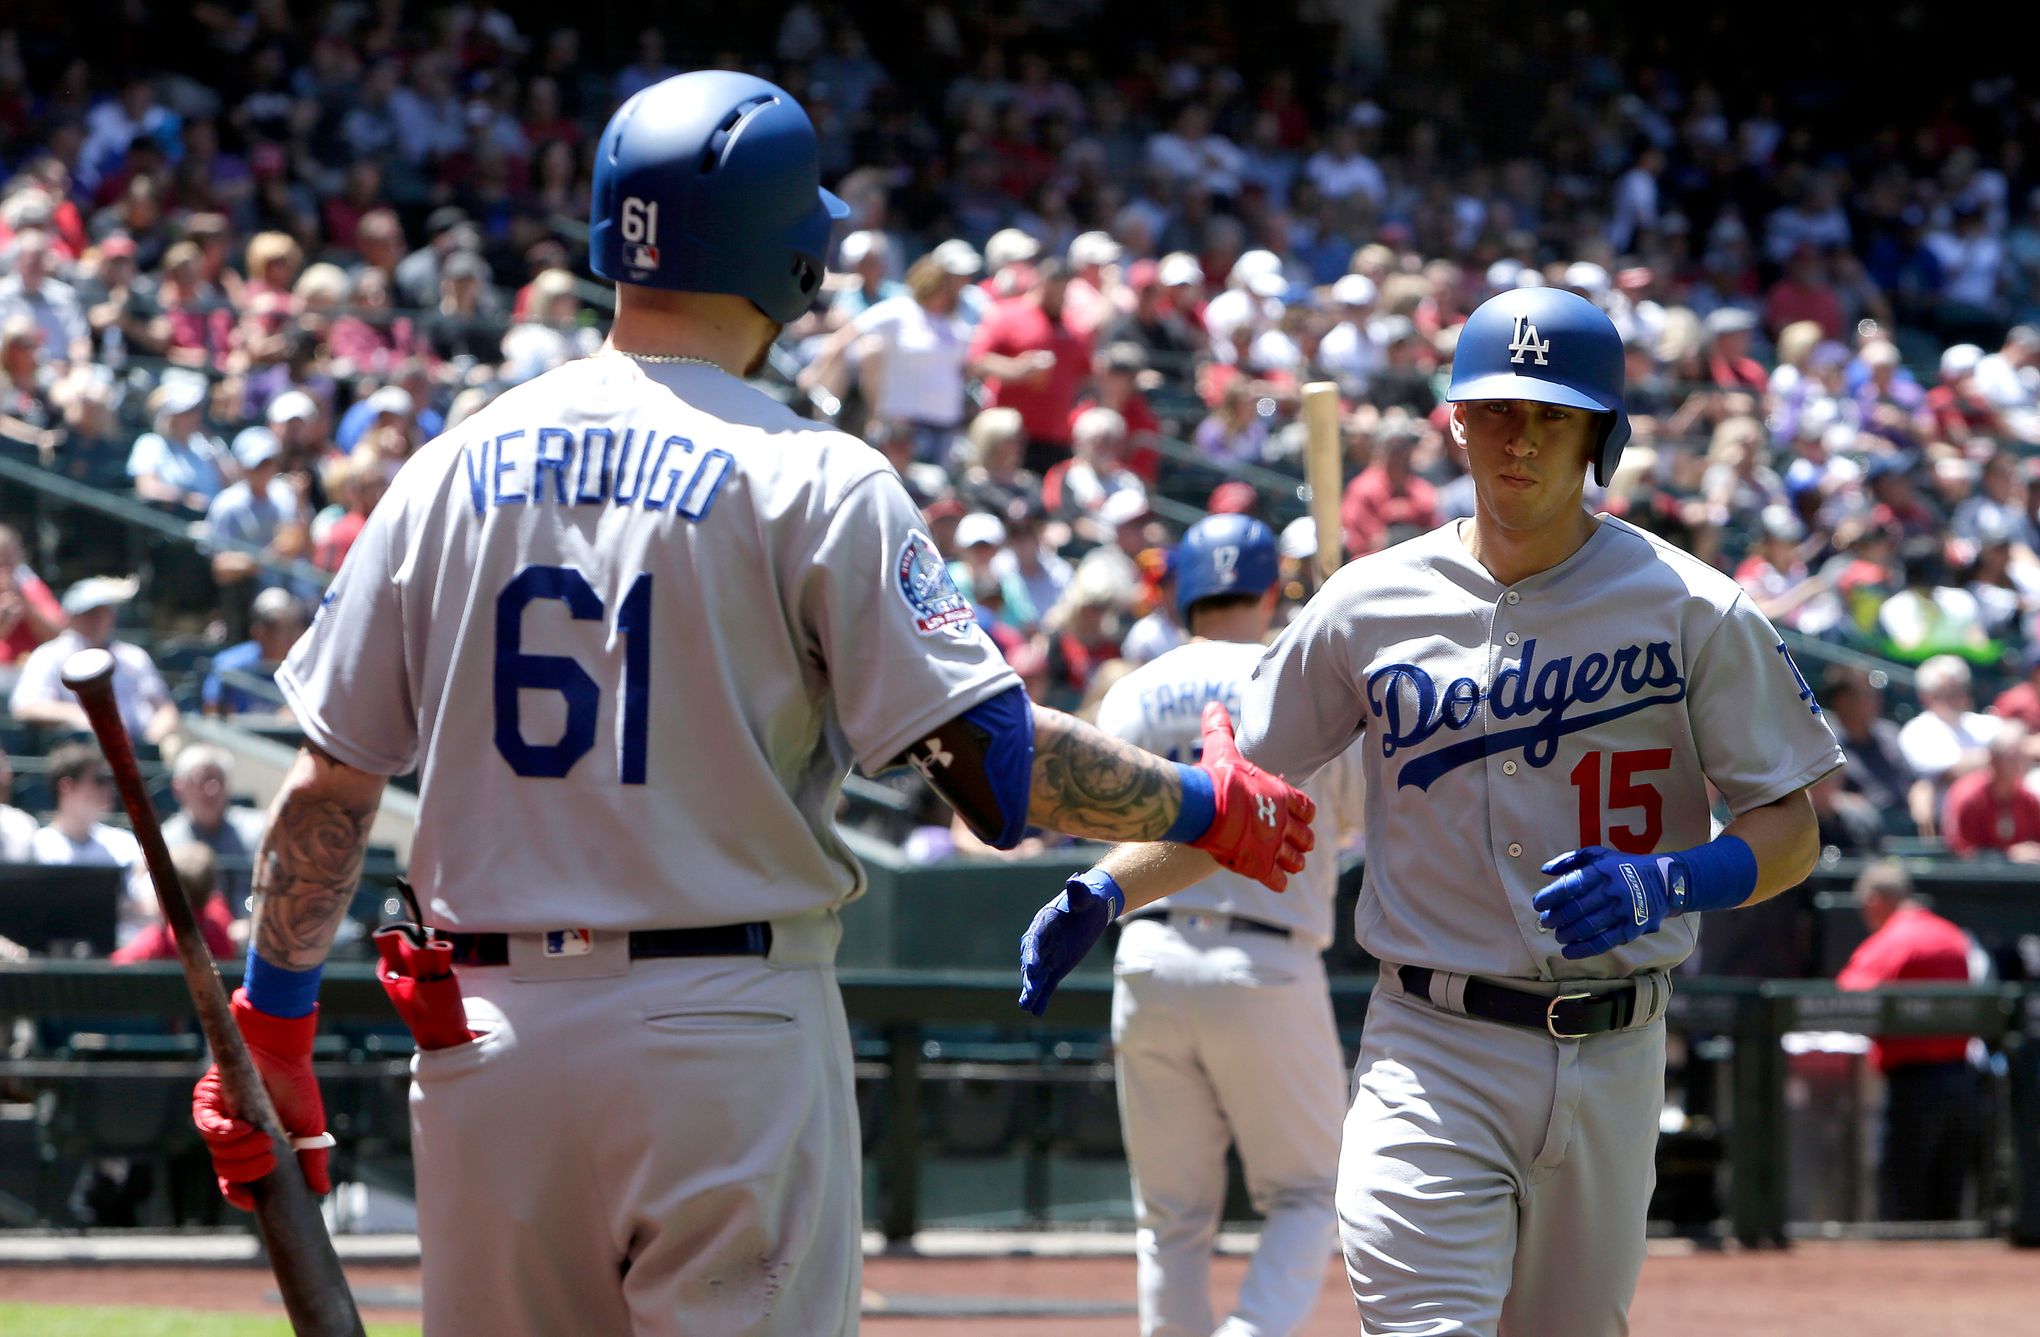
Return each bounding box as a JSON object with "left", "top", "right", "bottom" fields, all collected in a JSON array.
[{"left": 60, "top": 649, "right": 365, "bottom": 1337}]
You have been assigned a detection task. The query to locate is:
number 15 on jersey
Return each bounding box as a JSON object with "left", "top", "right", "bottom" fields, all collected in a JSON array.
[{"left": 494, "top": 564, "right": 652, "bottom": 783}]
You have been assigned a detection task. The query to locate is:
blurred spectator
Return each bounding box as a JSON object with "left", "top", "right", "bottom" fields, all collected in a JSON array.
[
  {"left": 29, "top": 741, "right": 150, "bottom": 942},
  {"left": 1971, "top": 326, "right": 2040, "bottom": 441},
  {"left": 1046, "top": 407, "right": 1147, "bottom": 543},
  {"left": 953, "top": 408, "right": 1041, "bottom": 517},
  {"left": 1194, "top": 376, "right": 1275, "bottom": 467},
  {"left": 207, "top": 426, "right": 310, "bottom": 594},
  {"left": 1879, "top": 541, "right": 1992, "bottom": 662},
  {"left": 1705, "top": 308, "right": 1770, "bottom": 390},
  {"left": 1342, "top": 426, "right": 1441, "bottom": 558},
  {"left": 109, "top": 842, "right": 237, "bottom": 963},
  {"left": 0, "top": 742, "right": 35, "bottom": 860},
  {"left": 9, "top": 577, "right": 178, "bottom": 744},
  {"left": 161, "top": 745, "right": 267, "bottom": 915},
  {"left": 1990, "top": 644, "right": 2040, "bottom": 729},
  {"left": 0, "top": 519, "right": 62, "bottom": 674},
  {"left": 1837, "top": 860, "right": 1982, "bottom": 1222},
  {"left": 202, "top": 587, "right": 308, "bottom": 719},
  {"left": 1734, "top": 506, "right": 1844, "bottom": 636},
  {"left": 824, "top": 231, "right": 904, "bottom": 327},
  {"left": 806, "top": 243, "right": 980, "bottom": 461},
  {"left": 1897, "top": 654, "right": 1999, "bottom": 797},
  {"left": 1118, "top": 550, "right": 1185, "bottom": 667},
  {"left": 0, "top": 314, "right": 62, "bottom": 456},
  {"left": 948, "top": 511, "right": 1035, "bottom": 634},
  {"left": 1039, "top": 558, "right": 1133, "bottom": 710},
  {"left": 314, "top": 448, "right": 396, "bottom": 572},
  {"left": 127, "top": 374, "right": 231, "bottom": 511},
  {"left": 968, "top": 257, "right": 1090, "bottom": 473},
  {"left": 0, "top": 225, "right": 89, "bottom": 363},
  {"left": 1098, "top": 259, "right": 1201, "bottom": 364},
  {"left": 1073, "top": 342, "right": 1163, "bottom": 479},
  {"left": 1940, "top": 722, "right": 2040, "bottom": 862},
  {"left": 1823, "top": 667, "right": 1931, "bottom": 834},
  {"left": 988, "top": 506, "right": 1069, "bottom": 629},
  {"left": 1809, "top": 768, "right": 1883, "bottom": 855}
]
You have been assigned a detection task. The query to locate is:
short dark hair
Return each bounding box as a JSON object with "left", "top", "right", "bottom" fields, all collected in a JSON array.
[
  {"left": 47, "top": 742, "right": 109, "bottom": 790},
  {"left": 1185, "top": 590, "right": 1261, "bottom": 632}
]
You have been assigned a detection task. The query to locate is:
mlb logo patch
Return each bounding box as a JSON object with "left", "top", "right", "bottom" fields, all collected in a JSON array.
[
  {"left": 544, "top": 929, "right": 594, "bottom": 958},
  {"left": 624, "top": 242, "right": 661, "bottom": 271}
]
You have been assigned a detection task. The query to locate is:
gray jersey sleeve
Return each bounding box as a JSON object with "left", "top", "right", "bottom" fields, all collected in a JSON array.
[
  {"left": 275, "top": 498, "right": 419, "bottom": 776},
  {"left": 1687, "top": 594, "right": 1845, "bottom": 813},
  {"left": 1236, "top": 590, "right": 1369, "bottom": 785},
  {"left": 799, "top": 470, "right": 1020, "bottom": 773}
]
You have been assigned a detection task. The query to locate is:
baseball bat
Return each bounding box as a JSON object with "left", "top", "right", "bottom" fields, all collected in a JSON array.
[
  {"left": 1300, "top": 381, "right": 1344, "bottom": 582},
  {"left": 60, "top": 649, "right": 365, "bottom": 1337}
]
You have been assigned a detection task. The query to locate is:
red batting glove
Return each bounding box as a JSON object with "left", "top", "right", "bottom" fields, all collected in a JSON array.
[
  {"left": 1187, "top": 702, "right": 1316, "bottom": 891},
  {"left": 191, "top": 989, "right": 333, "bottom": 1211}
]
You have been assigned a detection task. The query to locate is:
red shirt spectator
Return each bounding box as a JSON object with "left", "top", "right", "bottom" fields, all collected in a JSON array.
[
  {"left": 1341, "top": 441, "right": 1441, "bottom": 557},
  {"left": 1838, "top": 888, "right": 1974, "bottom": 1072},
  {"left": 0, "top": 529, "right": 64, "bottom": 666},
  {"left": 1940, "top": 761, "right": 2040, "bottom": 859},
  {"left": 969, "top": 265, "right": 1092, "bottom": 462},
  {"left": 1989, "top": 651, "right": 2040, "bottom": 729},
  {"left": 111, "top": 895, "right": 237, "bottom": 962}
]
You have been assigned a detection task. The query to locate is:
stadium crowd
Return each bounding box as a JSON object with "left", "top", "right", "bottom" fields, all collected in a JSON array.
[{"left": 1, "top": 2, "right": 2039, "bottom": 962}]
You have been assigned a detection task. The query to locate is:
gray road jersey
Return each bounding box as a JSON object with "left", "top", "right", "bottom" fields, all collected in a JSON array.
[
  {"left": 278, "top": 355, "right": 1018, "bottom": 931},
  {"left": 1238, "top": 516, "right": 1844, "bottom": 981},
  {"left": 1095, "top": 638, "right": 1364, "bottom": 949}
]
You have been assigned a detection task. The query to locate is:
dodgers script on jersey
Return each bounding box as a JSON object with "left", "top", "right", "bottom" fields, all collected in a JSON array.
[
  {"left": 277, "top": 353, "right": 1019, "bottom": 930},
  {"left": 1095, "top": 639, "right": 1363, "bottom": 949},
  {"left": 1237, "top": 515, "right": 1845, "bottom": 980}
]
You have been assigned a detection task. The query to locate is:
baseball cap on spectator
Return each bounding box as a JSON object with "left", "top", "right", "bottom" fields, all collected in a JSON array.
[
  {"left": 1485, "top": 259, "right": 1525, "bottom": 292},
  {"left": 1513, "top": 269, "right": 1546, "bottom": 289},
  {"left": 1810, "top": 341, "right": 1851, "bottom": 371},
  {"left": 1246, "top": 270, "right": 1289, "bottom": 299},
  {"left": 1332, "top": 273, "right": 1377, "bottom": 307},
  {"left": 442, "top": 251, "right": 490, "bottom": 283},
  {"left": 1369, "top": 314, "right": 1418, "bottom": 346},
  {"left": 2007, "top": 326, "right": 2040, "bottom": 353},
  {"left": 62, "top": 575, "right": 139, "bottom": 617},
  {"left": 1705, "top": 308, "right": 1758, "bottom": 339},
  {"left": 1940, "top": 344, "right": 1985, "bottom": 379},
  {"left": 1279, "top": 516, "right": 1318, "bottom": 560},
  {"left": 1101, "top": 342, "right": 1148, "bottom": 374},
  {"left": 1758, "top": 505, "right": 1805, "bottom": 543},
  {"left": 366, "top": 386, "right": 414, "bottom": 418},
  {"left": 1861, "top": 340, "right": 1901, "bottom": 370},
  {"left": 1230, "top": 250, "right": 1283, "bottom": 288},
  {"left": 984, "top": 227, "right": 1042, "bottom": 270},
  {"left": 425, "top": 205, "right": 471, "bottom": 239},
  {"left": 1068, "top": 231, "right": 1122, "bottom": 267},
  {"left": 155, "top": 374, "right": 209, "bottom": 416},
  {"left": 1100, "top": 490, "right": 1152, "bottom": 527},
  {"left": 1347, "top": 100, "right": 1386, "bottom": 129},
  {"left": 252, "top": 587, "right": 305, "bottom": 623},
  {"left": 1126, "top": 258, "right": 1160, "bottom": 290},
  {"left": 930, "top": 239, "right": 984, "bottom": 276},
  {"left": 955, "top": 512, "right": 1007, "bottom": 549},
  {"left": 1207, "top": 481, "right": 1259, "bottom": 515},
  {"left": 1157, "top": 253, "right": 1204, "bottom": 288},
  {"left": 98, "top": 233, "right": 138, "bottom": 260},
  {"left": 838, "top": 230, "right": 886, "bottom": 266},
  {"left": 266, "top": 390, "right": 318, "bottom": 426},
  {"left": 232, "top": 426, "right": 282, "bottom": 469},
  {"left": 1562, "top": 262, "right": 1610, "bottom": 298},
  {"left": 923, "top": 497, "right": 967, "bottom": 526}
]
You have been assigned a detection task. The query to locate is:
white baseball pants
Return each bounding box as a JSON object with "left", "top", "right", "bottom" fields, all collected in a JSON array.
[
  {"left": 1338, "top": 971, "right": 1667, "bottom": 1336},
  {"left": 407, "top": 917, "right": 860, "bottom": 1336},
  {"left": 1112, "top": 915, "right": 1346, "bottom": 1337}
]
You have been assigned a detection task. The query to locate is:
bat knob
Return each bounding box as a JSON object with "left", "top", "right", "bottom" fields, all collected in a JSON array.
[{"left": 60, "top": 647, "right": 117, "bottom": 692}]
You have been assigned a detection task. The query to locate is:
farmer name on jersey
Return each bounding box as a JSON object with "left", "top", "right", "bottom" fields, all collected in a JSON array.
[
  {"left": 1366, "top": 637, "right": 1686, "bottom": 791},
  {"left": 461, "top": 425, "right": 734, "bottom": 520}
]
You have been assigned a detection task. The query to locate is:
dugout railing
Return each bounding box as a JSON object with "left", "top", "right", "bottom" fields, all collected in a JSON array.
[{"left": 0, "top": 959, "right": 2034, "bottom": 1249}]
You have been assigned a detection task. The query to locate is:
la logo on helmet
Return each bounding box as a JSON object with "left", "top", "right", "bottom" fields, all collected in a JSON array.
[{"left": 1507, "top": 314, "right": 1551, "bottom": 366}]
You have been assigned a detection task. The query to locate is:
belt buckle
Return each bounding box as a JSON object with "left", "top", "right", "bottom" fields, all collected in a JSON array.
[{"left": 1546, "top": 991, "right": 1595, "bottom": 1040}]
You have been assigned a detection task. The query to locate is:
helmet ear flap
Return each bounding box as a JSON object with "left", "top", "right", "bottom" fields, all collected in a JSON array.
[{"left": 1592, "top": 411, "right": 1630, "bottom": 487}]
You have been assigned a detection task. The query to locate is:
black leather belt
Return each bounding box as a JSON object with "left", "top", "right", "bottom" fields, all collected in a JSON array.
[
  {"left": 1125, "top": 909, "right": 1292, "bottom": 940},
  {"left": 445, "top": 923, "right": 772, "bottom": 967},
  {"left": 1397, "top": 965, "right": 1641, "bottom": 1039}
]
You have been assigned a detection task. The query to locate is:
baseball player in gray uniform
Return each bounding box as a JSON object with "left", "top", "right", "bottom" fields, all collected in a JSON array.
[
  {"left": 1021, "top": 286, "right": 1844, "bottom": 1335},
  {"left": 185, "top": 73, "right": 1314, "bottom": 1337},
  {"left": 1092, "top": 513, "right": 1365, "bottom": 1337}
]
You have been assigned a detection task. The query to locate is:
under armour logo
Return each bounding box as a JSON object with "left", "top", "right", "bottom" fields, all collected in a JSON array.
[
  {"left": 1507, "top": 314, "right": 1551, "bottom": 366},
  {"left": 907, "top": 736, "right": 955, "bottom": 783},
  {"left": 1255, "top": 794, "right": 1278, "bottom": 826}
]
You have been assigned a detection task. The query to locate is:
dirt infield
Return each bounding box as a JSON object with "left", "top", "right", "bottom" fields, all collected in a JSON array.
[{"left": 0, "top": 1241, "right": 2033, "bottom": 1334}]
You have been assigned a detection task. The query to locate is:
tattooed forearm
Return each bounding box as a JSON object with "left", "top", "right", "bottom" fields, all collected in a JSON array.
[
  {"left": 251, "top": 745, "right": 387, "bottom": 970},
  {"left": 1026, "top": 706, "right": 1183, "bottom": 842}
]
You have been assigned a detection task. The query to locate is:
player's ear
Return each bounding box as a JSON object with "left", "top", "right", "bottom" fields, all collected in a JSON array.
[{"left": 1447, "top": 401, "right": 1468, "bottom": 447}]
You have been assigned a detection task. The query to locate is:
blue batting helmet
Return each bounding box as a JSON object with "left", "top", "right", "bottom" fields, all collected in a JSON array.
[
  {"left": 1175, "top": 513, "right": 1280, "bottom": 622},
  {"left": 589, "top": 71, "right": 850, "bottom": 324},
  {"left": 1444, "top": 286, "right": 1631, "bottom": 486}
]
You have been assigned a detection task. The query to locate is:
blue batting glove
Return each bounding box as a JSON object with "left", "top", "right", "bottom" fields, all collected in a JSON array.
[
  {"left": 1531, "top": 846, "right": 1684, "bottom": 961},
  {"left": 1018, "top": 870, "right": 1124, "bottom": 1016}
]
